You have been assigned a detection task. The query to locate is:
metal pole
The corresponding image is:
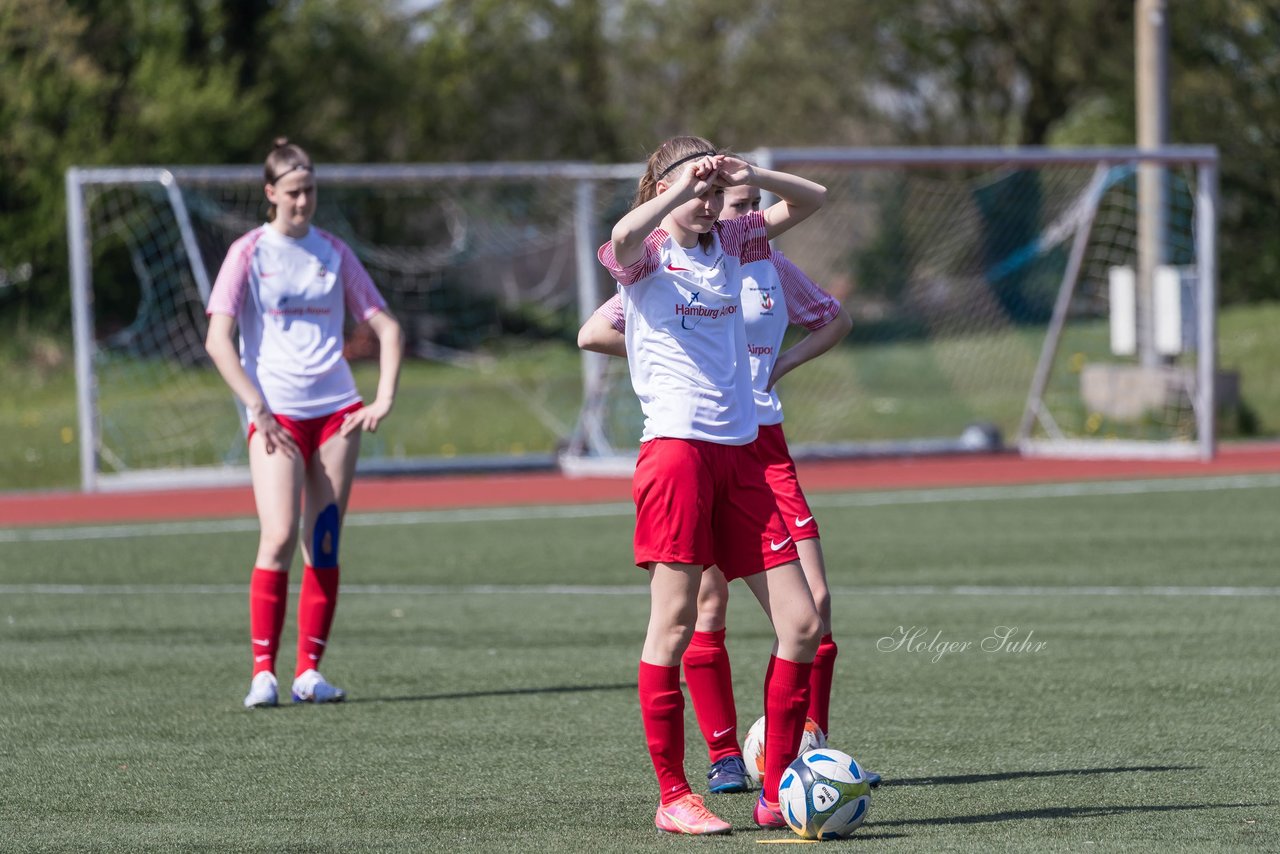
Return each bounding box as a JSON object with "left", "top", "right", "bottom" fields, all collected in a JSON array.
[
  {"left": 65, "top": 169, "right": 99, "bottom": 492},
  {"left": 1195, "top": 159, "right": 1219, "bottom": 460},
  {"left": 1018, "top": 165, "right": 1110, "bottom": 445},
  {"left": 161, "top": 171, "right": 213, "bottom": 303},
  {"left": 572, "top": 180, "right": 610, "bottom": 456},
  {"left": 1136, "top": 0, "right": 1169, "bottom": 367}
]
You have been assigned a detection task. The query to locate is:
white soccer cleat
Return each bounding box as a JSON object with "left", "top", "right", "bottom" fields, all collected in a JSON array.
[
  {"left": 290, "top": 669, "right": 346, "bottom": 704},
  {"left": 243, "top": 671, "right": 279, "bottom": 709}
]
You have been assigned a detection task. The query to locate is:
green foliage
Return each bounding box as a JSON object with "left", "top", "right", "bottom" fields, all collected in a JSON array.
[
  {"left": 0, "top": 0, "right": 273, "bottom": 329},
  {"left": 5, "top": 0, "right": 1280, "bottom": 350},
  {"left": 0, "top": 0, "right": 107, "bottom": 328},
  {"left": 1172, "top": 0, "right": 1280, "bottom": 304}
]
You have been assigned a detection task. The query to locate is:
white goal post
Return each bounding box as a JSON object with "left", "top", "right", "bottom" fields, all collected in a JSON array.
[
  {"left": 66, "top": 147, "right": 1217, "bottom": 492},
  {"left": 564, "top": 145, "right": 1219, "bottom": 475}
]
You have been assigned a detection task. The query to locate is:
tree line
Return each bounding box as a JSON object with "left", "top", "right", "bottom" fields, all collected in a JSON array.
[{"left": 3, "top": 0, "right": 1277, "bottom": 338}]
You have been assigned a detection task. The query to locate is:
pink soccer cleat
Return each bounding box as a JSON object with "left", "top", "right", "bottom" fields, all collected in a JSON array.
[
  {"left": 753, "top": 795, "right": 787, "bottom": 830},
  {"left": 654, "top": 793, "right": 732, "bottom": 835}
]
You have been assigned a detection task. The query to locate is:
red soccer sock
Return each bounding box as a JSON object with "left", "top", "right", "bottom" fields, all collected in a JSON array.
[
  {"left": 638, "top": 661, "right": 691, "bottom": 805},
  {"left": 682, "top": 629, "right": 740, "bottom": 761},
  {"left": 762, "top": 655, "right": 813, "bottom": 804},
  {"left": 809, "top": 634, "right": 838, "bottom": 737},
  {"left": 295, "top": 564, "right": 340, "bottom": 677},
  {"left": 249, "top": 567, "right": 289, "bottom": 676}
]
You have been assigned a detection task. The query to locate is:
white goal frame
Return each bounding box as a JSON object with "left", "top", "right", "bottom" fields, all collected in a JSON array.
[
  {"left": 563, "top": 145, "right": 1219, "bottom": 476},
  {"left": 66, "top": 147, "right": 1218, "bottom": 492}
]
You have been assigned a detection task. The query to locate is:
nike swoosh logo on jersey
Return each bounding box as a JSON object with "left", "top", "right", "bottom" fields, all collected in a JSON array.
[
  {"left": 771, "top": 536, "right": 793, "bottom": 551},
  {"left": 795, "top": 516, "right": 815, "bottom": 528},
  {"left": 666, "top": 264, "right": 691, "bottom": 272},
  {"left": 712, "top": 727, "right": 734, "bottom": 739}
]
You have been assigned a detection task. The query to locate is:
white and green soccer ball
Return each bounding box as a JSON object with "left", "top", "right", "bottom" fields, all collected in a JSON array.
[{"left": 777, "top": 748, "right": 872, "bottom": 839}]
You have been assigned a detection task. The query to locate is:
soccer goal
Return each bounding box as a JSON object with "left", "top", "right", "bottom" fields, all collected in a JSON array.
[
  {"left": 65, "top": 162, "right": 640, "bottom": 491},
  {"left": 563, "top": 145, "right": 1220, "bottom": 475},
  {"left": 66, "top": 147, "right": 1217, "bottom": 492}
]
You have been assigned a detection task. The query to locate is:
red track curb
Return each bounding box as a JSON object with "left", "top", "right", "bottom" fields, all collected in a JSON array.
[{"left": 2, "top": 443, "right": 1277, "bottom": 528}]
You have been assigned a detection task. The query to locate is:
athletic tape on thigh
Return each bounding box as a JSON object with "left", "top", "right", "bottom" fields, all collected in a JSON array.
[{"left": 311, "top": 503, "right": 341, "bottom": 569}]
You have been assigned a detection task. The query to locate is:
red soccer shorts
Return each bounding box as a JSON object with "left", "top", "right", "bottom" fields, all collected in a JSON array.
[
  {"left": 751, "top": 423, "right": 820, "bottom": 542},
  {"left": 247, "top": 401, "right": 363, "bottom": 463},
  {"left": 632, "top": 437, "right": 799, "bottom": 579}
]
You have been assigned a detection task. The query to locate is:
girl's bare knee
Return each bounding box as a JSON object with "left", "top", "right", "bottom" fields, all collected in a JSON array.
[{"left": 257, "top": 531, "right": 296, "bottom": 565}]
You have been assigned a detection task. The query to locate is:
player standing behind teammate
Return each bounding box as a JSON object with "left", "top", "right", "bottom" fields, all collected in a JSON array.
[
  {"left": 580, "top": 180, "right": 868, "bottom": 795},
  {"left": 596, "top": 135, "right": 825, "bottom": 835},
  {"left": 205, "top": 138, "right": 403, "bottom": 709},
  {"left": 582, "top": 182, "right": 883, "bottom": 796}
]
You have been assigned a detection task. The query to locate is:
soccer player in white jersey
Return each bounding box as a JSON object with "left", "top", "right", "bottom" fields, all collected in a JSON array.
[
  {"left": 205, "top": 139, "right": 402, "bottom": 709},
  {"left": 582, "top": 182, "right": 882, "bottom": 797},
  {"left": 596, "top": 135, "right": 827, "bottom": 835}
]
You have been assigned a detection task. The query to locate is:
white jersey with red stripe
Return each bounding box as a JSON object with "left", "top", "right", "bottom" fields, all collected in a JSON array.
[
  {"left": 597, "top": 212, "right": 771, "bottom": 445},
  {"left": 594, "top": 248, "right": 842, "bottom": 428},
  {"left": 207, "top": 224, "right": 388, "bottom": 419},
  {"left": 740, "top": 251, "right": 843, "bottom": 425}
]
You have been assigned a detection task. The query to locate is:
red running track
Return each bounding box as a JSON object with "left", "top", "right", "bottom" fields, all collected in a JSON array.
[{"left": 2, "top": 443, "right": 1277, "bottom": 528}]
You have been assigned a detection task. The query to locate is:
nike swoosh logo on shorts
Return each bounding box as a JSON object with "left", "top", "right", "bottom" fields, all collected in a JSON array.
[
  {"left": 795, "top": 516, "right": 815, "bottom": 527},
  {"left": 712, "top": 727, "right": 734, "bottom": 739},
  {"left": 771, "top": 536, "right": 793, "bottom": 551}
]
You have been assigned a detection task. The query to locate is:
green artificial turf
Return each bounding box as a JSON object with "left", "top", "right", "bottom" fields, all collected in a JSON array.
[{"left": 2, "top": 476, "right": 1277, "bottom": 851}]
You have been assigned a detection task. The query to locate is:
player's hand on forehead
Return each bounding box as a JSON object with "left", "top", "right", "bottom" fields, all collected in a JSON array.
[
  {"left": 666, "top": 154, "right": 723, "bottom": 198},
  {"left": 671, "top": 153, "right": 721, "bottom": 184},
  {"left": 714, "top": 156, "right": 754, "bottom": 188}
]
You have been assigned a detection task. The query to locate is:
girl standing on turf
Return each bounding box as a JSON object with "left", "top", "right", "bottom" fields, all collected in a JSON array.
[
  {"left": 596, "top": 135, "right": 825, "bottom": 834},
  {"left": 580, "top": 180, "right": 862, "bottom": 796},
  {"left": 205, "top": 138, "right": 402, "bottom": 709}
]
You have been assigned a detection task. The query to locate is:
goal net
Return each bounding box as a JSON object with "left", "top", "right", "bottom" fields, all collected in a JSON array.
[
  {"left": 66, "top": 148, "right": 1217, "bottom": 491},
  {"left": 564, "top": 146, "right": 1220, "bottom": 474},
  {"left": 66, "top": 162, "right": 639, "bottom": 491}
]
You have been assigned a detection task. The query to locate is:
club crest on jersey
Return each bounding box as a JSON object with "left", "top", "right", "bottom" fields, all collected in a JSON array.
[{"left": 759, "top": 290, "right": 774, "bottom": 311}]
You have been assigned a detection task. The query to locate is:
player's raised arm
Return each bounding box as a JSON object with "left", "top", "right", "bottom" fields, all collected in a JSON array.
[
  {"left": 717, "top": 156, "right": 826, "bottom": 241},
  {"left": 609, "top": 151, "right": 723, "bottom": 267}
]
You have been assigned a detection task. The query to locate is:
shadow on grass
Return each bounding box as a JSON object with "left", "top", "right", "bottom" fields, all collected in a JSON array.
[
  {"left": 345, "top": 681, "right": 638, "bottom": 704},
  {"left": 885, "top": 765, "right": 1201, "bottom": 787},
  {"left": 875, "top": 801, "right": 1273, "bottom": 828}
]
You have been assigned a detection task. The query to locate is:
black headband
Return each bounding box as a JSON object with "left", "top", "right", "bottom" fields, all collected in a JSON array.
[
  {"left": 656, "top": 149, "right": 718, "bottom": 180},
  {"left": 271, "top": 164, "right": 314, "bottom": 184}
]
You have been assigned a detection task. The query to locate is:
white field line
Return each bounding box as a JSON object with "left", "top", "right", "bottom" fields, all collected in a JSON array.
[
  {"left": 2, "top": 472, "right": 1278, "bottom": 545},
  {"left": 1, "top": 583, "right": 1277, "bottom": 597}
]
